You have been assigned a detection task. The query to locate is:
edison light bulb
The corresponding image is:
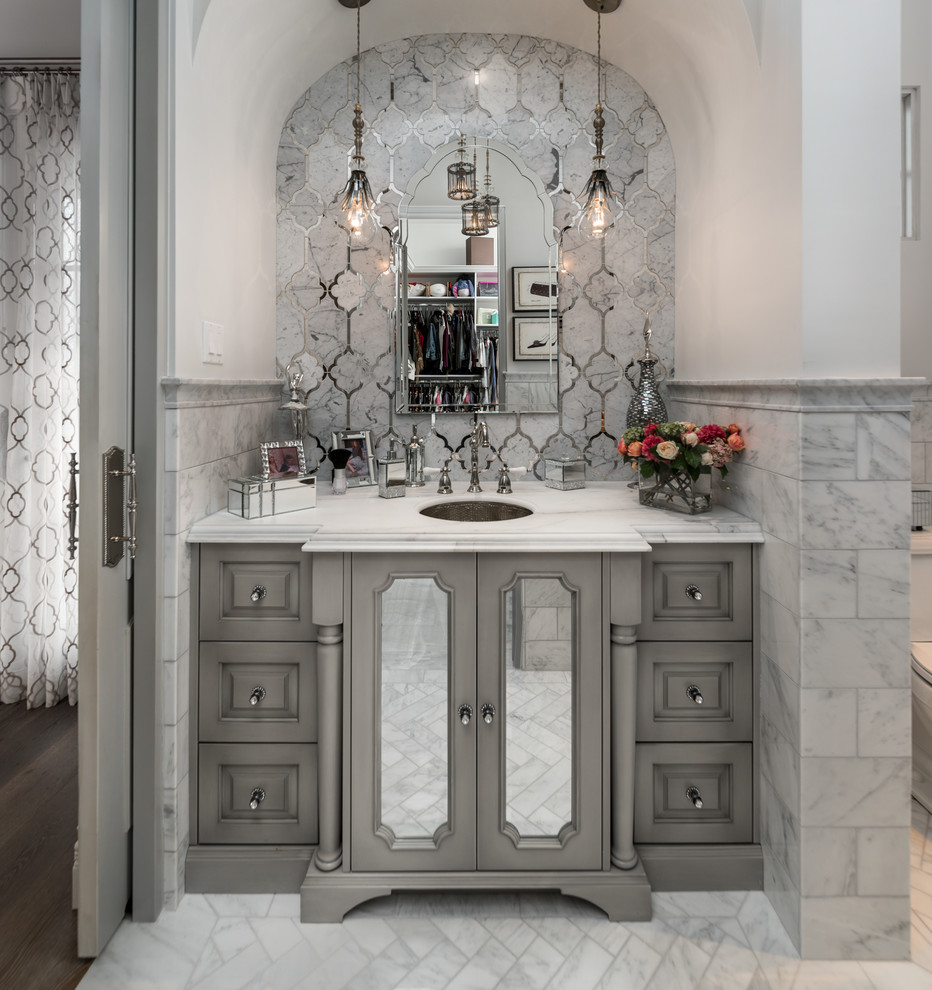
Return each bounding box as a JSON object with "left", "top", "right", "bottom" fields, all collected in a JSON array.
[{"left": 580, "top": 185, "right": 616, "bottom": 240}]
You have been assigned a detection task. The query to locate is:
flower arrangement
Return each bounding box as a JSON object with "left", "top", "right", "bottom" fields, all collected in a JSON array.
[{"left": 617, "top": 420, "right": 746, "bottom": 481}]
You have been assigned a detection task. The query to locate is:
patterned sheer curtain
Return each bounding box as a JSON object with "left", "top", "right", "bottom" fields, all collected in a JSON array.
[{"left": 0, "top": 70, "right": 80, "bottom": 707}]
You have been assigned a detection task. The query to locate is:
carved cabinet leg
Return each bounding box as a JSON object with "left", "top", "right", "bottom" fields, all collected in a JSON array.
[
  {"left": 314, "top": 622, "right": 343, "bottom": 872},
  {"left": 611, "top": 622, "right": 638, "bottom": 869}
]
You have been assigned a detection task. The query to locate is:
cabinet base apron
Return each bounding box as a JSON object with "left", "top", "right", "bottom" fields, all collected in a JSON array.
[{"left": 299, "top": 864, "right": 653, "bottom": 924}]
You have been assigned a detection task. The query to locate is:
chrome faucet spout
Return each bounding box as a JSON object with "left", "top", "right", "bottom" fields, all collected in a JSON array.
[{"left": 467, "top": 416, "right": 489, "bottom": 493}]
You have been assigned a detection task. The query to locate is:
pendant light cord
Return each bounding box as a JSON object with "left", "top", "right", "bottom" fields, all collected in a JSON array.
[
  {"left": 597, "top": 1, "right": 602, "bottom": 109},
  {"left": 356, "top": 0, "right": 361, "bottom": 104}
]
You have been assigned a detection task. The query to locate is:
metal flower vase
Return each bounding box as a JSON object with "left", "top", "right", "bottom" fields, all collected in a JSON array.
[
  {"left": 638, "top": 468, "right": 711, "bottom": 514},
  {"left": 623, "top": 317, "right": 668, "bottom": 428}
]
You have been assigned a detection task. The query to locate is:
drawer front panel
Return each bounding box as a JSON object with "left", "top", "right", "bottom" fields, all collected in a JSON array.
[
  {"left": 640, "top": 545, "right": 752, "bottom": 641},
  {"left": 636, "top": 642, "right": 752, "bottom": 742},
  {"left": 198, "top": 743, "right": 317, "bottom": 844},
  {"left": 199, "top": 642, "right": 317, "bottom": 743},
  {"left": 199, "top": 544, "right": 313, "bottom": 641},
  {"left": 634, "top": 742, "right": 752, "bottom": 844}
]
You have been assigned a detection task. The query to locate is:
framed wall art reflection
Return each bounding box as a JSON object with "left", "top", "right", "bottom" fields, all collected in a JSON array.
[
  {"left": 512, "top": 267, "right": 558, "bottom": 312},
  {"left": 331, "top": 429, "right": 376, "bottom": 487},
  {"left": 260, "top": 441, "right": 308, "bottom": 480},
  {"left": 513, "top": 317, "right": 558, "bottom": 361}
]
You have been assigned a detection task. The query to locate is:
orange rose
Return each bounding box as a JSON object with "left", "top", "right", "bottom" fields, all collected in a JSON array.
[
  {"left": 617, "top": 439, "right": 627, "bottom": 455},
  {"left": 627, "top": 440, "right": 642, "bottom": 457},
  {"left": 727, "top": 423, "right": 740, "bottom": 435},
  {"left": 727, "top": 433, "right": 745, "bottom": 452}
]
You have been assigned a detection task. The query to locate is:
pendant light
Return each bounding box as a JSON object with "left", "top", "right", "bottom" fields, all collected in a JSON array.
[
  {"left": 580, "top": 0, "right": 622, "bottom": 239},
  {"left": 480, "top": 143, "right": 500, "bottom": 228},
  {"left": 447, "top": 135, "right": 478, "bottom": 201},
  {"left": 338, "top": 0, "right": 379, "bottom": 245},
  {"left": 461, "top": 142, "right": 488, "bottom": 235}
]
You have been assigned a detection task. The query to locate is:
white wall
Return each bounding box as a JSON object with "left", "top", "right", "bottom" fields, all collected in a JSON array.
[
  {"left": 902, "top": 0, "right": 932, "bottom": 380},
  {"left": 172, "top": 0, "right": 903, "bottom": 381},
  {"left": 0, "top": 0, "right": 80, "bottom": 59}
]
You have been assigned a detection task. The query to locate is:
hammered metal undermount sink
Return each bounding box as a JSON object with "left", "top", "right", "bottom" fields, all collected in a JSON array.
[{"left": 419, "top": 501, "right": 533, "bottom": 523}]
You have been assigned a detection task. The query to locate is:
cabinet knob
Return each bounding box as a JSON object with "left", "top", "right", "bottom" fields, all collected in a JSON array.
[
  {"left": 481, "top": 703, "right": 496, "bottom": 725},
  {"left": 685, "top": 584, "right": 702, "bottom": 601},
  {"left": 686, "top": 684, "right": 703, "bottom": 705},
  {"left": 458, "top": 703, "right": 474, "bottom": 726},
  {"left": 686, "top": 786, "right": 703, "bottom": 809},
  {"left": 249, "top": 686, "right": 266, "bottom": 706},
  {"left": 250, "top": 585, "right": 267, "bottom": 603},
  {"left": 249, "top": 787, "right": 266, "bottom": 810}
]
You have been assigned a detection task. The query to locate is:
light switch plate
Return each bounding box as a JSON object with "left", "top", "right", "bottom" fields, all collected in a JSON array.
[{"left": 202, "top": 321, "right": 224, "bottom": 365}]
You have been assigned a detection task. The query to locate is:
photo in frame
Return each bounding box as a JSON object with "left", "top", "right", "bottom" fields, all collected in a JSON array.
[
  {"left": 331, "top": 429, "right": 376, "bottom": 486},
  {"left": 513, "top": 316, "right": 558, "bottom": 361},
  {"left": 512, "top": 267, "right": 558, "bottom": 312},
  {"left": 259, "top": 441, "right": 308, "bottom": 480}
]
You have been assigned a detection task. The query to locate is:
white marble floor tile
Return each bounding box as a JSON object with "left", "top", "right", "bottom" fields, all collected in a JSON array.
[{"left": 79, "top": 799, "right": 932, "bottom": 990}]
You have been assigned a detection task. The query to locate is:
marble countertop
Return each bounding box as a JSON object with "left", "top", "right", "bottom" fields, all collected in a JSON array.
[{"left": 187, "top": 480, "right": 763, "bottom": 552}]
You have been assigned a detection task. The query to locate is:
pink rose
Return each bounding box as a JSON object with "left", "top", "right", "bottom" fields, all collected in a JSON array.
[
  {"left": 727, "top": 433, "right": 745, "bottom": 452},
  {"left": 682, "top": 431, "right": 698, "bottom": 447},
  {"left": 656, "top": 441, "right": 679, "bottom": 460}
]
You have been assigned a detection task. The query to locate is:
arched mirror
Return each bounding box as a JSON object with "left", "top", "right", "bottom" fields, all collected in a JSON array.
[{"left": 394, "top": 139, "right": 559, "bottom": 416}]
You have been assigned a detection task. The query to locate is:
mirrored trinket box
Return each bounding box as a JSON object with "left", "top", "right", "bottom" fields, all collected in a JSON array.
[{"left": 543, "top": 457, "right": 586, "bottom": 491}]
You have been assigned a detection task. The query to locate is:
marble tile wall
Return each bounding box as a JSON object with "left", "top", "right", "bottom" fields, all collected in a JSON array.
[
  {"left": 161, "top": 378, "right": 283, "bottom": 906},
  {"left": 276, "top": 34, "right": 675, "bottom": 479},
  {"left": 668, "top": 380, "right": 914, "bottom": 960}
]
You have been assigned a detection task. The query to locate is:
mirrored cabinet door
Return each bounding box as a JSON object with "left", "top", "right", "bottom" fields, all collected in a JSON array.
[
  {"left": 350, "top": 553, "right": 478, "bottom": 871},
  {"left": 476, "top": 554, "right": 604, "bottom": 871}
]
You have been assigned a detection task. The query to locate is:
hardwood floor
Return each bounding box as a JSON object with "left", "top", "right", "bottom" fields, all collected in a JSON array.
[{"left": 0, "top": 700, "right": 91, "bottom": 990}]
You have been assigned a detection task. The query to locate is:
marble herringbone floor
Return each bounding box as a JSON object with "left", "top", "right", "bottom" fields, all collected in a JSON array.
[{"left": 77, "top": 800, "right": 932, "bottom": 990}]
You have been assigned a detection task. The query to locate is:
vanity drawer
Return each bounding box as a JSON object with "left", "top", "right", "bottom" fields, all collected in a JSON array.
[
  {"left": 634, "top": 742, "right": 752, "bottom": 844},
  {"left": 198, "top": 743, "right": 318, "bottom": 845},
  {"left": 640, "top": 544, "right": 752, "bottom": 641},
  {"left": 636, "top": 642, "right": 752, "bottom": 742},
  {"left": 199, "top": 544, "right": 313, "bottom": 641},
  {"left": 198, "top": 642, "right": 317, "bottom": 743}
]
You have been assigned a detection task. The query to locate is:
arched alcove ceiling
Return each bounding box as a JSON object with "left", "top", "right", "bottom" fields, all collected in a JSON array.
[{"left": 190, "top": 0, "right": 761, "bottom": 187}]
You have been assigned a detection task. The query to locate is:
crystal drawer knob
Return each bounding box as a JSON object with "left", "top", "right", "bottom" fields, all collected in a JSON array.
[
  {"left": 686, "top": 786, "right": 703, "bottom": 809},
  {"left": 249, "top": 686, "right": 266, "bottom": 706},
  {"left": 249, "top": 787, "right": 266, "bottom": 810},
  {"left": 685, "top": 584, "right": 702, "bottom": 601},
  {"left": 481, "top": 703, "right": 495, "bottom": 725},
  {"left": 686, "top": 684, "right": 703, "bottom": 705},
  {"left": 458, "top": 703, "right": 474, "bottom": 726},
  {"left": 250, "top": 585, "right": 267, "bottom": 603}
]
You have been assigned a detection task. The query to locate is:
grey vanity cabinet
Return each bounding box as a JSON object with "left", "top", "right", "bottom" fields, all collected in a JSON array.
[
  {"left": 634, "top": 543, "right": 757, "bottom": 863},
  {"left": 349, "top": 551, "right": 604, "bottom": 873}
]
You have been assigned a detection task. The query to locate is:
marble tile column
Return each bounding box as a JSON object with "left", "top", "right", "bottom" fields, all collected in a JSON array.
[
  {"left": 669, "top": 379, "right": 918, "bottom": 960},
  {"left": 161, "top": 378, "right": 284, "bottom": 906}
]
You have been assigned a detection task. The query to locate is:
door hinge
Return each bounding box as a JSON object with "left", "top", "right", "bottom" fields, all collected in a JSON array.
[{"left": 103, "top": 446, "right": 137, "bottom": 566}]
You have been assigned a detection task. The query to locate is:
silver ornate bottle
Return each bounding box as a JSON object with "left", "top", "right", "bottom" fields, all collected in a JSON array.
[{"left": 623, "top": 316, "right": 668, "bottom": 428}]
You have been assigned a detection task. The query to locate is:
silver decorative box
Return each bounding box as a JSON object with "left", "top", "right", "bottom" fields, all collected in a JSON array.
[
  {"left": 227, "top": 474, "right": 317, "bottom": 518},
  {"left": 543, "top": 457, "right": 586, "bottom": 491}
]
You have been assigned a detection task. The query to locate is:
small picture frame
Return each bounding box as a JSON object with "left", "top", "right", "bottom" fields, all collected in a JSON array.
[
  {"left": 260, "top": 441, "right": 308, "bottom": 480},
  {"left": 512, "top": 267, "right": 558, "bottom": 311},
  {"left": 513, "top": 316, "right": 558, "bottom": 360},
  {"left": 331, "top": 429, "right": 376, "bottom": 487}
]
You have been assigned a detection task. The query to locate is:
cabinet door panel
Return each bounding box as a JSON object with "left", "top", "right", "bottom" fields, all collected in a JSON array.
[
  {"left": 476, "top": 554, "right": 603, "bottom": 870},
  {"left": 351, "top": 553, "right": 477, "bottom": 871}
]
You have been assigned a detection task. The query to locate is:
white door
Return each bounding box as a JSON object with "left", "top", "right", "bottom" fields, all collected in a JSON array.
[{"left": 76, "top": 0, "right": 135, "bottom": 956}]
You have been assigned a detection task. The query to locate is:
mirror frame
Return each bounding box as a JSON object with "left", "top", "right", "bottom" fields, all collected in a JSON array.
[{"left": 393, "top": 139, "right": 559, "bottom": 416}]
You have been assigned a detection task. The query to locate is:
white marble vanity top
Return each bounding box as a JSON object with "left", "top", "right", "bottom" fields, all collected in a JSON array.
[{"left": 187, "top": 480, "right": 763, "bottom": 552}]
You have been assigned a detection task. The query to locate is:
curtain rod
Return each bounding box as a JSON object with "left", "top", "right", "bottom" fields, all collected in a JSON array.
[{"left": 0, "top": 59, "right": 80, "bottom": 70}]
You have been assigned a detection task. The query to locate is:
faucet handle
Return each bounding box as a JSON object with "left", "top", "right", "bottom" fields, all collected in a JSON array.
[
  {"left": 496, "top": 463, "right": 512, "bottom": 495},
  {"left": 437, "top": 461, "right": 453, "bottom": 495}
]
